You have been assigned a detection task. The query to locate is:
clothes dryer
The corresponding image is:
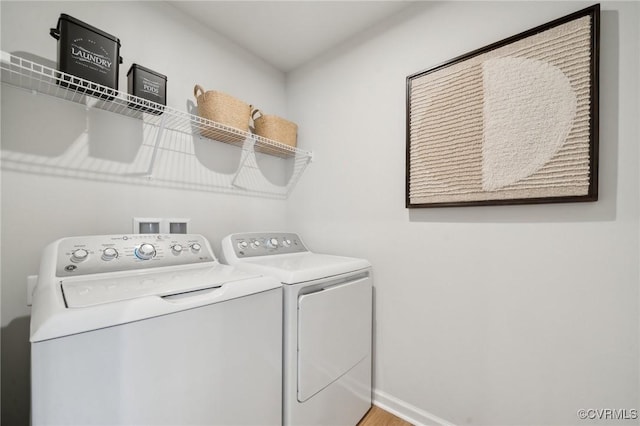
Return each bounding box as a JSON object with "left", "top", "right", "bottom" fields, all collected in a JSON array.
[
  {"left": 31, "top": 233, "right": 282, "bottom": 426},
  {"left": 221, "top": 232, "right": 372, "bottom": 426}
]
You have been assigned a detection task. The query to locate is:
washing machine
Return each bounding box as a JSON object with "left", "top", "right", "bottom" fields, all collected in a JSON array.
[
  {"left": 30, "top": 233, "right": 282, "bottom": 426},
  {"left": 221, "top": 232, "right": 373, "bottom": 426}
]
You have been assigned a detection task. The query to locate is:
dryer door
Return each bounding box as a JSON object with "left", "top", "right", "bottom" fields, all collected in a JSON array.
[{"left": 297, "top": 273, "right": 372, "bottom": 402}]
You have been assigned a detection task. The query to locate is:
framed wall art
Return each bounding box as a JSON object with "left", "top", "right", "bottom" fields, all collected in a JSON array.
[{"left": 406, "top": 5, "right": 599, "bottom": 208}]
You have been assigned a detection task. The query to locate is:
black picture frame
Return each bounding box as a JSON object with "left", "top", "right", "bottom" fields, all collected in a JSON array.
[{"left": 406, "top": 4, "right": 600, "bottom": 208}]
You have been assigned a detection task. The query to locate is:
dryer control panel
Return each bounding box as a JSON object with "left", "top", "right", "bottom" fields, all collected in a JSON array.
[
  {"left": 226, "top": 232, "right": 308, "bottom": 258},
  {"left": 55, "top": 234, "right": 215, "bottom": 277}
]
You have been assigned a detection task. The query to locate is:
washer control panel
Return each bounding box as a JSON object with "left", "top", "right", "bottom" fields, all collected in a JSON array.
[
  {"left": 56, "top": 234, "right": 214, "bottom": 277},
  {"left": 229, "top": 232, "right": 307, "bottom": 258}
]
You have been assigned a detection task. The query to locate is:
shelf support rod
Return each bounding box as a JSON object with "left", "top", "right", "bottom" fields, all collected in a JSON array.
[
  {"left": 83, "top": 95, "right": 99, "bottom": 111},
  {"left": 285, "top": 154, "right": 313, "bottom": 197},
  {"left": 231, "top": 137, "right": 256, "bottom": 188},
  {"left": 142, "top": 112, "right": 168, "bottom": 178}
]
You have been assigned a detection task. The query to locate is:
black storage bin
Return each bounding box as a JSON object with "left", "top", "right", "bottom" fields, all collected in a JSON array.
[
  {"left": 50, "top": 14, "right": 122, "bottom": 99},
  {"left": 127, "top": 64, "right": 167, "bottom": 115}
]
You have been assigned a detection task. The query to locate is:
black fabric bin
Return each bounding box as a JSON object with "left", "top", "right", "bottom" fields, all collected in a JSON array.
[
  {"left": 127, "top": 64, "right": 167, "bottom": 115},
  {"left": 50, "top": 14, "right": 122, "bottom": 100}
]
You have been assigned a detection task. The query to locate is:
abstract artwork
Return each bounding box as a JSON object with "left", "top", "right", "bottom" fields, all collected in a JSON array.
[{"left": 406, "top": 5, "right": 599, "bottom": 208}]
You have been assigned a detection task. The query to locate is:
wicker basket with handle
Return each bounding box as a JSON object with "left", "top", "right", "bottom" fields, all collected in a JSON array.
[
  {"left": 252, "top": 108, "right": 298, "bottom": 156},
  {"left": 193, "top": 84, "right": 250, "bottom": 145}
]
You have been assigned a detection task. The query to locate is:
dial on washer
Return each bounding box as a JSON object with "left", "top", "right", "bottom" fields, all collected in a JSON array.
[
  {"left": 101, "top": 247, "right": 118, "bottom": 261},
  {"left": 71, "top": 249, "right": 89, "bottom": 263},
  {"left": 135, "top": 243, "right": 156, "bottom": 260}
]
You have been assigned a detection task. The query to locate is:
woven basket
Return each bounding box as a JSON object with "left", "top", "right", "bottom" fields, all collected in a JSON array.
[
  {"left": 194, "top": 85, "right": 250, "bottom": 144},
  {"left": 252, "top": 109, "right": 298, "bottom": 156}
]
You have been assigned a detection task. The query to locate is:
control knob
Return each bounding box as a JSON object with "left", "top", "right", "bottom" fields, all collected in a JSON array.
[
  {"left": 266, "top": 238, "right": 279, "bottom": 249},
  {"left": 171, "top": 244, "right": 183, "bottom": 255},
  {"left": 71, "top": 249, "right": 89, "bottom": 263},
  {"left": 250, "top": 240, "right": 261, "bottom": 249},
  {"left": 191, "top": 243, "right": 202, "bottom": 253},
  {"left": 282, "top": 238, "right": 291, "bottom": 247},
  {"left": 135, "top": 243, "right": 156, "bottom": 260},
  {"left": 237, "top": 241, "right": 249, "bottom": 250},
  {"left": 101, "top": 247, "right": 118, "bottom": 261}
]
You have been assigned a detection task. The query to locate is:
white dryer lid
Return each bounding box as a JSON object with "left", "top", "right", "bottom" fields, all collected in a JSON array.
[{"left": 232, "top": 252, "right": 371, "bottom": 284}]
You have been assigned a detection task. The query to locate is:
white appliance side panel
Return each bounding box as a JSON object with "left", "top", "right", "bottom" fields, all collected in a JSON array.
[
  {"left": 288, "top": 356, "right": 372, "bottom": 426},
  {"left": 297, "top": 276, "right": 372, "bottom": 402},
  {"left": 31, "top": 288, "right": 282, "bottom": 426}
]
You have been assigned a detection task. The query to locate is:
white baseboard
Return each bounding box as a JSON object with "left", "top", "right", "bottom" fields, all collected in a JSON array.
[{"left": 373, "top": 389, "right": 456, "bottom": 426}]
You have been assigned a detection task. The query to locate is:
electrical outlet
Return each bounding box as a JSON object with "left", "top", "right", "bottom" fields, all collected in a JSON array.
[
  {"left": 166, "top": 218, "right": 190, "bottom": 234},
  {"left": 133, "top": 217, "right": 190, "bottom": 234},
  {"left": 133, "top": 217, "right": 162, "bottom": 234}
]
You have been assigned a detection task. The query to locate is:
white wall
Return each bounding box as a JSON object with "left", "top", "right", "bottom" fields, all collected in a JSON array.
[
  {"left": 286, "top": 2, "right": 639, "bottom": 425},
  {"left": 0, "top": 2, "right": 289, "bottom": 424}
]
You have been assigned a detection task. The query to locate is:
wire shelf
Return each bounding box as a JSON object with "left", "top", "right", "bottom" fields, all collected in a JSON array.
[{"left": 0, "top": 51, "right": 312, "bottom": 198}]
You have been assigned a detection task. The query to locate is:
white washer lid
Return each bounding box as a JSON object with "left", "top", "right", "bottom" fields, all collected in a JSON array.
[
  {"left": 62, "top": 264, "right": 259, "bottom": 308},
  {"left": 232, "top": 252, "right": 371, "bottom": 284},
  {"left": 31, "top": 264, "right": 281, "bottom": 342}
]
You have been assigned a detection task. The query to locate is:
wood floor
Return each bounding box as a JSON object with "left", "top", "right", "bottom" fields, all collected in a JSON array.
[{"left": 357, "top": 406, "right": 413, "bottom": 426}]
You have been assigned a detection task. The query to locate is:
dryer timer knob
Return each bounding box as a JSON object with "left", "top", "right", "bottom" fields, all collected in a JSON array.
[{"left": 191, "top": 243, "right": 202, "bottom": 253}]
